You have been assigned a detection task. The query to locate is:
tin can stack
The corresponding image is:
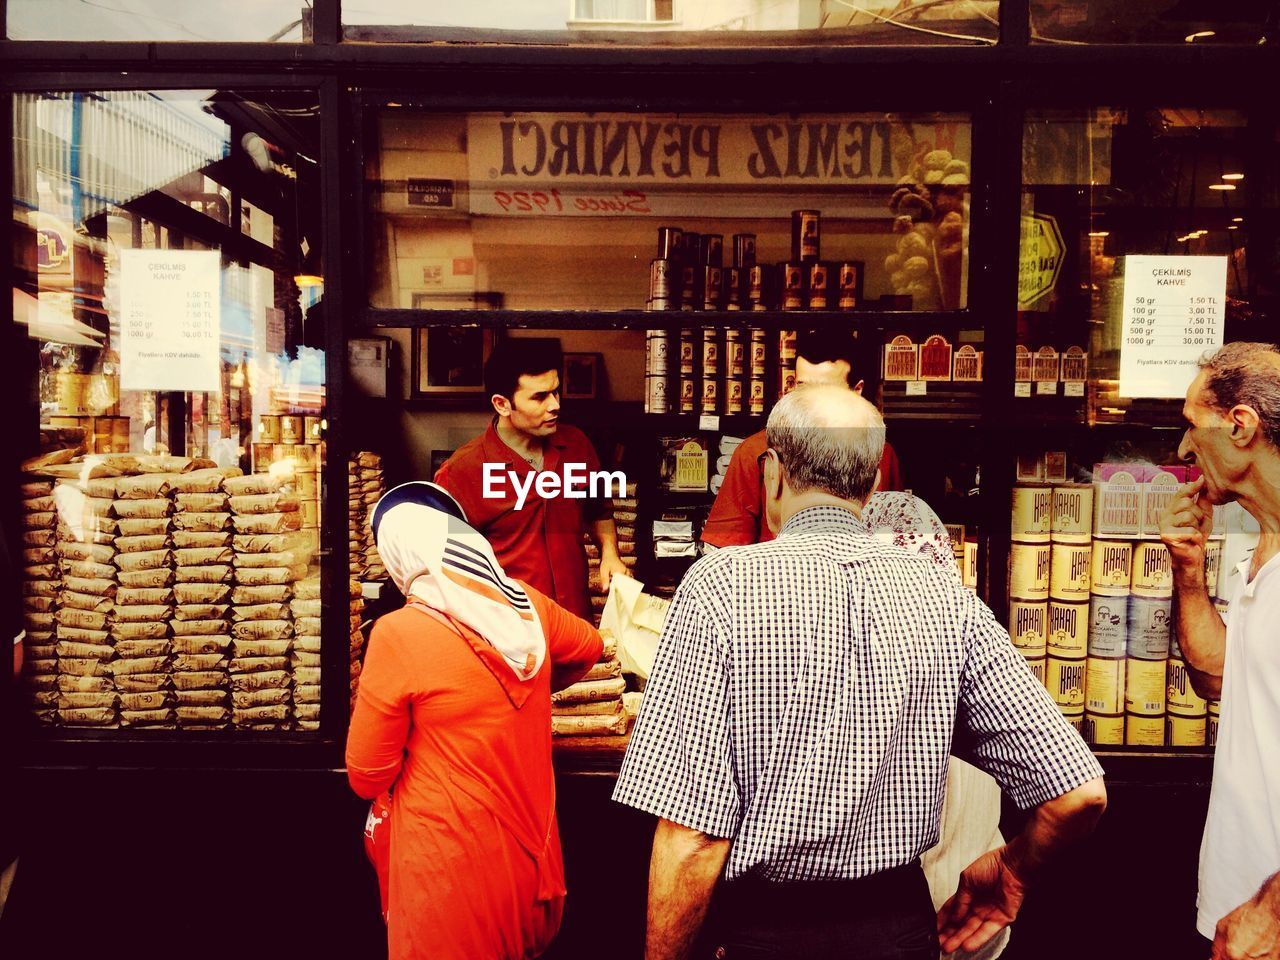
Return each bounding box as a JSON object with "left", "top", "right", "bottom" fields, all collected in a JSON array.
[{"left": 1008, "top": 484, "right": 1052, "bottom": 684}]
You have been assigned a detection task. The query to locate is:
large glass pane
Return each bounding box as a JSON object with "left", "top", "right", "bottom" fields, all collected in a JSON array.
[
  {"left": 1006, "top": 106, "right": 1277, "bottom": 753},
  {"left": 367, "top": 107, "right": 974, "bottom": 311},
  {"left": 344, "top": 0, "right": 998, "bottom": 45},
  {"left": 1031, "top": 1, "right": 1273, "bottom": 44},
  {"left": 7, "top": 0, "right": 308, "bottom": 41},
  {"left": 11, "top": 90, "right": 337, "bottom": 734}
]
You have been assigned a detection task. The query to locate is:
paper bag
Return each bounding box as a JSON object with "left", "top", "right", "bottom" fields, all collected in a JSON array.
[{"left": 599, "top": 575, "right": 670, "bottom": 681}]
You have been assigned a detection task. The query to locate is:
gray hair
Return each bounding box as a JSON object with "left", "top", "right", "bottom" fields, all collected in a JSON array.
[
  {"left": 765, "top": 386, "right": 886, "bottom": 503},
  {"left": 1198, "top": 342, "right": 1280, "bottom": 449}
]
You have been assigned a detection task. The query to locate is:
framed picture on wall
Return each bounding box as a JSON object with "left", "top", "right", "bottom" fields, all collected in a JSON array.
[
  {"left": 412, "top": 326, "right": 497, "bottom": 396},
  {"left": 562, "top": 352, "right": 602, "bottom": 400}
]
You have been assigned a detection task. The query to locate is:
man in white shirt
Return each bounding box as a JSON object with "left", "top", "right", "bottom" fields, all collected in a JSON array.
[{"left": 1160, "top": 342, "right": 1280, "bottom": 959}]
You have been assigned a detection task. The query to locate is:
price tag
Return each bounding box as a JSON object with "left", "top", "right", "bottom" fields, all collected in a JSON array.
[
  {"left": 1120, "top": 255, "right": 1227, "bottom": 398},
  {"left": 699, "top": 414, "right": 720, "bottom": 431},
  {"left": 905, "top": 380, "right": 927, "bottom": 396},
  {"left": 1036, "top": 380, "right": 1057, "bottom": 396},
  {"left": 1064, "top": 381, "right": 1085, "bottom": 397},
  {"left": 120, "top": 250, "right": 221, "bottom": 393},
  {"left": 1014, "top": 382, "right": 1032, "bottom": 398}
]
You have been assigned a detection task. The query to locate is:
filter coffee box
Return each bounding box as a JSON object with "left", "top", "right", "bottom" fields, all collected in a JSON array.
[
  {"left": 1142, "top": 465, "right": 1186, "bottom": 536},
  {"left": 1093, "top": 463, "right": 1143, "bottom": 537},
  {"left": 659, "top": 437, "right": 709, "bottom": 492}
]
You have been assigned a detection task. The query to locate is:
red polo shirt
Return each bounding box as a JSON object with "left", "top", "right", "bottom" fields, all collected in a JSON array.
[
  {"left": 701, "top": 429, "right": 903, "bottom": 547},
  {"left": 434, "top": 420, "right": 606, "bottom": 620}
]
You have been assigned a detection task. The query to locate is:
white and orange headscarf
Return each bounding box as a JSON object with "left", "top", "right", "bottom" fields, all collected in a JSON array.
[{"left": 371, "top": 481, "right": 546, "bottom": 682}]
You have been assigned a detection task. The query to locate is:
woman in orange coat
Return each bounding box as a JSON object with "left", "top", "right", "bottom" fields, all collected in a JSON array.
[{"left": 346, "top": 482, "right": 603, "bottom": 960}]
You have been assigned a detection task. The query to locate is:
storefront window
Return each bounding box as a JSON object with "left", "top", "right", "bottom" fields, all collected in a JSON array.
[
  {"left": 6, "top": 0, "right": 309, "bottom": 41},
  {"left": 343, "top": 0, "right": 998, "bottom": 45},
  {"left": 1030, "top": 2, "right": 1273, "bottom": 44},
  {"left": 366, "top": 107, "right": 973, "bottom": 312},
  {"left": 11, "top": 90, "right": 334, "bottom": 734}
]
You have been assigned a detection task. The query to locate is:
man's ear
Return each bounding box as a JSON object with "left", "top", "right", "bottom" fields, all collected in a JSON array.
[
  {"left": 853, "top": 379, "right": 866, "bottom": 395},
  {"left": 1229, "top": 404, "right": 1261, "bottom": 447},
  {"left": 491, "top": 394, "right": 511, "bottom": 418}
]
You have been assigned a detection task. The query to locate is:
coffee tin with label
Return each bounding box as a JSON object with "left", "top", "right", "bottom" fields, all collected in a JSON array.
[
  {"left": 1126, "top": 595, "right": 1172, "bottom": 660},
  {"left": 1050, "top": 544, "right": 1092, "bottom": 601},
  {"left": 748, "top": 378, "right": 765, "bottom": 415},
  {"left": 679, "top": 329, "right": 695, "bottom": 375},
  {"left": 747, "top": 265, "right": 767, "bottom": 310},
  {"left": 1125, "top": 657, "right": 1167, "bottom": 715},
  {"left": 1125, "top": 713, "right": 1165, "bottom": 746},
  {"left": 1208, "top": 700, "right": 1220, "bottom": 746},
  {"left": 781, "top": 263, "right": 805, "bottom": 310},
  {"left": 1166, "top": 657, "right": 1209, "bottom": 716},
  {"left": 1011, "top": 485, "right": 1053, "bottom": 542},
  {"left": 1047, "top": 657, "right": 1087, "bottom": 708},
  {"left": 791, "top": 209, "right": 821, "bottom": 261},
  {"left": 1009, "top": 542, "right": 1051, "bottom": 600},
  {"left": 1205, "top": 540, "right": 1224, "bottom": 600},
  {"left": 724, "top": 268, "right": 742, "bottom": 310},
  {"left": 1051, "top": 484, "right": 1094, "bottom": 544},
  {"left": 649, "top": 258, "right": 675, "bottom": 300},
  {"left": 778, "top": 329, "right": 797, "bottom": 362},
  {"left": 657, "top": 226, "right": 683, "bottom": 260},
  {"left": 725, "top": 329, "right": 745, "bottom": 377},
  {"left": 725, "top": 378, "right": 744, "bottom": 415},
  {"left": 1010, "top": 601, "right": 1048, "bottom": 658},
  {"left": 258, "top": 415, "right": 281, "bottom": 443},
  {"left": 1087, "top": 595, "right": 1128, "bottom": 658},
  {"left": 304, "top": 416, "right": 322, "bottom": 443},
  {"left": 1048, "top": 600, "right": 1089, "bottom": 658},
  {"left": 646, "top": 374, "right": 670, "bottom": 414},
  {"left": 838, "top": 261, "right": 861, "bottom": 310},
  {"left": 1131, "top": 541, "right": 1173, "bottom": 598},
  {"left": 646, "top": 329, "right": 671, "bottom": 376},
  {"left": 779, "top": 366, "right": 797, "bottom": 397},
  {"left": 1084, "top": 712, "right": 1125, "bottom": 746},
  {"left": 279, "top": 415, "right": 302, "bottom": 444},
  {"left": 701, "top": 378, "right": 718, "bottom": 414},
  {"left": 1023, "top": 655, "right": 1046, "bottom": 686},
  {"left": 701, "top": 266, "right": 723, "bottom": 311},
  {"left": 750, "top": 329, "right": 767, "bottom": 377},
  {"left": 1085, "top": 656, "right": 1125, "bottom": 714},
  {"left": 733, "top": 233, "right": 757, "bottom": 268},
  {"left": 679, "top": 378, "right": 696, "bottom": 413},
  {"left": 701, "top": 328, "right": 719, "bottom": 377},
  {"left": 807, "top": 262, "right": 830, "bottom": 310},
  {"left": 1166, "top": 713, "right": 1206, "bottom": 747},
  {"left": 1058, "top": 706, "right": 1085, "bottom": 735},
  {"left": 1090, "top": 540, "right": 1133, "bottom": 596}
]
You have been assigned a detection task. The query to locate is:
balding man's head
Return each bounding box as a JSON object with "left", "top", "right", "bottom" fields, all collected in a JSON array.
[
  {"left": 766, "top": 384, "right": 886, "bottom": 503},
  {"left": 1197, "top": 342, "right": 1280, "bottom": 449}
]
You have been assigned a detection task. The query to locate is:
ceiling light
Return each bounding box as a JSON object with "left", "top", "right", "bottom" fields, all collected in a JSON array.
[
  {"left": 1208, "top": 183, "right": 1236, "bottom": 191},
  {"left": 1232, "top": 217, "right": 1244, "bottom": 222},
  {"left": 1228, "top": 225, "right": 1240, "bottom": 230},
  {"left": 1088, "top": 231, "right": 1110, "bottom": 238},
  {"left": 1221, "top": 173, "right": 1244, "bottom": 181},
  {"left": 1185, "top": 30, "right": 1216, "bottom": 41}
]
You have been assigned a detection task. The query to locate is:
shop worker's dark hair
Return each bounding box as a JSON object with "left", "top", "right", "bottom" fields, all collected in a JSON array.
[
  {"left": 485, "top": 339, "right": 564, "bottom": 401},
  {"left": 796, "top": 328, "right": 865, "bottom": 389},
  {"left": 1198, "top": 341, "right": 1280, "bottom": 449}
]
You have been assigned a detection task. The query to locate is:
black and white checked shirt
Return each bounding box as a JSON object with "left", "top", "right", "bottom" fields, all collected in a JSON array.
[{"left": 613, "top": 505, "right": 1103, "bottom": 882}]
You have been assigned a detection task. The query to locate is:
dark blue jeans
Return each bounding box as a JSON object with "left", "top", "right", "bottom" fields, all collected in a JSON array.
[{"left": 701, "top": 861, "right": 936, "bottom": 960}]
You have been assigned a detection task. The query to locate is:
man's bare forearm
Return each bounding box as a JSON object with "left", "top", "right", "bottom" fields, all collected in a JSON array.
[
  {"left": 646, "top": 819, "right": 731, "bottom": 960},
  {"left": 592, "top": 517, "right": 621, "bottom": 558},
  {"left": 1004, "top": 778, "right": 1107, "bottom": 882},
  {"left": 1173, "top": 569, "right": 1226, "bottom": 700}
]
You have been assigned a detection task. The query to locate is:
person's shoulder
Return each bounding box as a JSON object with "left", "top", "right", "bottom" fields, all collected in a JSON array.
[
  {"left": 736, "top": 430, "right": 767, "bottom": 458},
  {"left": 555, "top": 422, "right": 596, "bottom": 452},
  {"left": 439, "top": 432, "right": 488, "bottom": 473}
]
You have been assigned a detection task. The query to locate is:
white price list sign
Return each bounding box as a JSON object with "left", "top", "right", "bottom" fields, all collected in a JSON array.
[
  {"left": 1119, "top": 255, "right": 1226, "bottom": 399},
  {"left": 120, "top": 250, "right": 221, "bottom": 393}
]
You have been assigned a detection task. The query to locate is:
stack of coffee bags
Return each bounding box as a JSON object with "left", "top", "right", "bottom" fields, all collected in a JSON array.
[
  {"left": 551, "top": 629, "right": 627, "bottom": 737},
  {"left": 110, "top": 473, "right": 178, "bottom": 729},
  {"left": 171, "top": 469, "right": 239, "bottom": 730},
  {"left": 711, "top": 436, "right": 745, "bottom": 496},
  {"left": 348, "top": 579, "right": 366, "bottom": 714},
  {"left": 20, "top": 479, "right": 62, "bottom": 723},
  {"left": 347, "top": 455, "right": 367, "bottom": 581},
  {"left": 290, "top": 574, "right": 323, "bottom": 731},
  {"left": 227, "top": 473, "right": 303, "bottom": 730},
  {"left": 356, "top": 452, "right": 387, "bottom": 581},
  {"left": 54, "top": 477, "right": 121, "bottom": 728}
]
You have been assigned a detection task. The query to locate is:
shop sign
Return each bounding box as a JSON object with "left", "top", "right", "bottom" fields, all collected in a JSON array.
[
  {"left": 1119, "top": 255, "right": 1226, "bottom": 399},
  {"left": 407, "top": 178, "right": 455, "bottom": 208},
  {"left": 465, "top": 113, "right": 970, "bottom": 216},
  {"left": 1018, "top": 213, "right": 1063, "bottom": 309},
  {"left": 37, "top": 227, "right": 69, "bottom": 270},
  {"left": 119, "top": 249, "right": 221, "bottom": 393}
]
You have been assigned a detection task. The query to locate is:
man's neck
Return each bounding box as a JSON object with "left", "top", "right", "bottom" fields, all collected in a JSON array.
[
  {"left": 779, "top": 491, "right": 864, "bottom": 529},
  {"left": 1232, "top": 456, "right": 1280, "bottom": 576},
  {"left": 495, "top": 416, "right": 543, "bottom": 462}
]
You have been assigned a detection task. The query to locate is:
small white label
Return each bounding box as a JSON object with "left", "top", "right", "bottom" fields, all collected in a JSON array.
[
  {"left": 1037, "top": 380, "right": 1057, "bottom": 395},
  {"left": 906, "top": 380, "right": 927, "bottom": 396},
  {"left": 699, "top": 414, "right": 720, "bottom": 431},
  {"left": 1015, "top": 382, "right": 1032, "bottom": 398},
  {"left": 1064, "top": 381, "right": 1085, "bottom": 397}
]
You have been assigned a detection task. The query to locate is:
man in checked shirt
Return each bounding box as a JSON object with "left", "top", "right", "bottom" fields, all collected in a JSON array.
[{"left": 614, "top": 385, "right": 1107, "bottom": 960}]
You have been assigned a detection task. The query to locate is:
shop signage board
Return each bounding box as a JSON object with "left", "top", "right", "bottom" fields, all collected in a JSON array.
[
  {"left": 1119, "top": 255, "right": 1227, "bottom": 399},
  {"left": 465, "top": 113, "right": 971, "bottom": 216},
  {"left": 119, "top": 249, "right": 221, "bottom": 393},
  {"left": 1018, "top": 213, "right": 1063, "bottom": 309}
]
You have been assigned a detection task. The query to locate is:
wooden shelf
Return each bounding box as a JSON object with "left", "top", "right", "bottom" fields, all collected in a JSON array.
[{"left": 362, "top": 307, "right": 973, "bottom": 331}]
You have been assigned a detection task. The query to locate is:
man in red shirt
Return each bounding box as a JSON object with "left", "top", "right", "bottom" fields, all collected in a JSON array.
[
  {"left": 435, "top": 340, "right": 628, "bottom": 620},
  {"left": 702, "top": 328, "right": 902, "bottom": 548}
]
